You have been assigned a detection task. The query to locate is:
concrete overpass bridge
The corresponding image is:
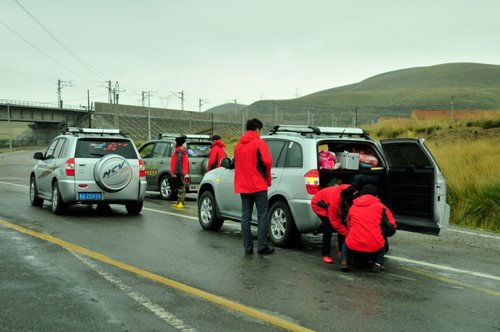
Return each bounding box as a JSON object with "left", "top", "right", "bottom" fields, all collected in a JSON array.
[{"left": 0, "top": 99, "right": 91, "bottom": 144}]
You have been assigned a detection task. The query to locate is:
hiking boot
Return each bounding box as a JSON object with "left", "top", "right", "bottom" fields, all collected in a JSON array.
[
  {"left": 322, "top": 255, "right": 334, "bottom": 264},
  {"left": 340, "top": 260, "right": 350, "bottom": 271},
  {"left": 372, "top": 263, "right": 385, "bottom": 273}
]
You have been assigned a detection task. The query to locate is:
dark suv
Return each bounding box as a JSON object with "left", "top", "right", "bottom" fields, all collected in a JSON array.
[
  {"left": 138, "top": 134, "right": 212, "bottom": 200},
  {"left": 30, "top": 127, "right": 147, "bottom": 215}
]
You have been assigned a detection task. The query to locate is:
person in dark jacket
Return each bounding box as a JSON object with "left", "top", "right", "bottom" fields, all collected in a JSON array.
[
  {"left": 234, "top": 118, "right": 274, "bottom": 256},
  {"left": 311, "top": 184, "right": 357, "bottom": 264},
  {"left": 207, "top": 135, "right": 227, "bottom": 171},
  {"left": 340, "top": 184, "right": 397, "bottom": 272},
  {"left": 170, "top": 135, "right": 189, "bottom": 208}
]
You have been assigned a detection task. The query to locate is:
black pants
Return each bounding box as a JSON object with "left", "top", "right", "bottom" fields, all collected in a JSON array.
[{"left": 318, "top": 215, "right": 346, "bottom": 257}]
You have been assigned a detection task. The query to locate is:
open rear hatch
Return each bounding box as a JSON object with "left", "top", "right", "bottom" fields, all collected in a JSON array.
[{"left": 381, "top": 138, "right": 450, "bottom": 235}]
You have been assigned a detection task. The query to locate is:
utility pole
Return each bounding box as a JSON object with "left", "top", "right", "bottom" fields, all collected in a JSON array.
[
  {"left": 87, "top": 89, "right": 91, "bottom": 128},
  {"left": 147, "top": 91, "right": 152, "bottom": 140},
  {"left": 107, "top": 80, "right": 112, "bottom": 103},
  {"left": 198, "top": 98, "right": 205, "bottom": 112},
  {"left": 174, "top": 90, "right": 184, "bottom": 110},
  {"left": 141, "top": 91, "right": 146, "bottom": 107},
  {"left": 355, "top": 106, "right": 358, "bottom": 126},
  {"left": 114, "top": 81, "right": 120, "bottom": 104},
  {"left": 57, "top": 79, "right": 72, "bottom": 108}
]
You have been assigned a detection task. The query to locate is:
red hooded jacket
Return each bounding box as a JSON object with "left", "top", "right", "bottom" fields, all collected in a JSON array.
[
  {"left": 170, "top": 145, "right": 189, "bottom": 175},
  {"left": 344, "top": 194, "right": 397, "bottom": 253},
  {"left": 311, "top": 184, "right": 351, "bottom": 223},
  {"left": 208, "top": 139, "right": 227, "bottom": 171},
  {"left": 234, "top": 130, "right": 272, "bottom": 193}
]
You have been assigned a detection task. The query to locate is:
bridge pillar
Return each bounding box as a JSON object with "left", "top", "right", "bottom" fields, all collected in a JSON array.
[{"left": 26, "top": 122, "right": 65, "bottom": 145}]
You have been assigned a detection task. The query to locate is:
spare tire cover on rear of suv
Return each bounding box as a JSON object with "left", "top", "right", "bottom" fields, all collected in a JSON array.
[{"left": 94, "top": 154, "right": 132, "bottom": 192}]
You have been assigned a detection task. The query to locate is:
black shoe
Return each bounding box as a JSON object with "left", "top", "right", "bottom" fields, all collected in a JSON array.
[
  {"left": 245, "top": 249, "right": 254, "bottom": 255},
  {"left": 257, "top": 247, "right": 275, "bottom": 255}
]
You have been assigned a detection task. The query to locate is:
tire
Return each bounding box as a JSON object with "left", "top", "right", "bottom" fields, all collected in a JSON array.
[
  {"left": 198, "top": 190, "right": 224, "bottom": 231},
  {"left": 126, "top": 202, "right": 143, "bottom": 215},
  {"left": 29, "top": 176, "right": 44, "bottom": 207},
  {"left": 94, "top": 154, "right": 132, "bottom": 193},
  {"left": 268, "top": 201, "right": 300, "bottom": 247},
  {"left": 159, "top": 174, "right": 178, "bottom": 201},
  {"left": 51, "top": 181, "right": 67, "bottom": 215},
  {"left": 201, "top": 158, "right": 209, "bottom": 175}
]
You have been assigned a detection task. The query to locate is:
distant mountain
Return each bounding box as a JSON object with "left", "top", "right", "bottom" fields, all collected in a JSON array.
[
  {"left": 244, "top": 62, "right": 500, "bottom": 124},
  {"left": 205, "top": 102, "right": 247, "bottom": 114}
]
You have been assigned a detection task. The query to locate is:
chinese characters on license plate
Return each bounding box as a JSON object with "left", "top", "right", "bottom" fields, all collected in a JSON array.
[{"left": 78, "top": 192, "right": 103, "bottom": 200}]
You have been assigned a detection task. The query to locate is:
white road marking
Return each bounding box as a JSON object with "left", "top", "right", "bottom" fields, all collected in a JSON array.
[
  {"left": 0, "top": 180, "right": 28, "bottom": 189},
  {"left": 448, "top": 228, "right": 500, "bottom": 240},
  {"left": 69, "top": 250, "right": 197, "bottom": 332},
  {"left": 386, "top": 255, "right": 500, "bottom": 281}
]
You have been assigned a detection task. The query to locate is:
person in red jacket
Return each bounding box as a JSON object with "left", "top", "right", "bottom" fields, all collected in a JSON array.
[
  {"left": 340, "top": 184, "right": 397, "bottom": 272},
  {"left": 234, "top": 118, "right": 274, "bottom": 256},
  {"left": 311, "top": 184, "right": 358, "bottom": 264},
  {"left": 170, "top": 135, "right": 189, "bottom": 208},
  {"left": 207, "top": 135, "right": 227, "bottom": 171}
]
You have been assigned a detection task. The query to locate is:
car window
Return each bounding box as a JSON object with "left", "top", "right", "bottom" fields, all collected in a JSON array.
[
  {"left": 139, "top": 142, "right": 155, "bottom": 158},
  {"left": 286, "top": 141, "right": 302, "bottom": 167},
  {"left": 266, "top": 140, "right": 287, "bottom": 167},
  {"left": 187, "top": 142, "right": 211, "bottom": 157},
  {"left": 53, "top": 138, "right": 66, "bottom": 158},
  {"left": 383, "top": 143, "right": 432, "bottom": 168},
  {"left": 152, "top": 142, "right": 168, "bottom": 158},
  {"left": 44, "top": 139, "right": 59, "bottom": 159},
  {"left": 75, "top": 139, "right": 137, "bottom": 159}
]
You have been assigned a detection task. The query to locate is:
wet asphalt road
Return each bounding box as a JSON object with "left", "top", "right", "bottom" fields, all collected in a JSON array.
[{"left": 0, "top": 150, "right": 499, "bottom": 331}]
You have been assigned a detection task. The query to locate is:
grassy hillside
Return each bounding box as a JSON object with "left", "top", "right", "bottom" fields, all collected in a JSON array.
[
  {"left": 244, "top": 63, "right": 500, "bottom": 124},
  {"left": 205, "top": 102, "right": 247, "bottom": 114}
]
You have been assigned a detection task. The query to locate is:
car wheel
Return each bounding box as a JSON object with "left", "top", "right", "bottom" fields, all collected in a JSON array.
[
  {"left": 201, "top": 158, "right": 209, "bottom": 175},
  {"left": 125, "top": 202, "right": 143, "bottom": 215},
  {"left": 198, "top": 190, "right": 224, "bottom": 231},
  {"left": 51, "top": 181, "right": 67, "bottom": 215},
  {"left": 30, "top": 176, "right": 44, "bottom": 207},
  {"left": 160, "top": 175, "right": 178, "bottom": 201},
  {"left": 268, "top": 201, "right": 300, "bottom": 247}
]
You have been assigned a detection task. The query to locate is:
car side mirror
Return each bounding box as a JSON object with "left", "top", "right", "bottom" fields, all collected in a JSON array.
[
  {"left": 33, "top": 152, "right": 44, "bottom": 160},
  {"left": 220, "top": 158, "right": 232, "bottom": 169}
]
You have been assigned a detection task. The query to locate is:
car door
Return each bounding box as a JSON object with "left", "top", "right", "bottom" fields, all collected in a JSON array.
[
  {"left": 139, "top": 141, "right": 169, "bottom": 189},
  {"left": 36, "top": 138, "right": 61, "bottom": 196},
  {"left": 380, "top": 138, "right": 450, "bottom": 235}
]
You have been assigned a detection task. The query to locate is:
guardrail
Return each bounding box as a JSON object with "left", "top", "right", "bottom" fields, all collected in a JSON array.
[{"left": 0, "top": 99, "right": 84, "bottom": 111}]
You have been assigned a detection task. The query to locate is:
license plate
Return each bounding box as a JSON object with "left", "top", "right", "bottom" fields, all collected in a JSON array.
[
  {"left": 78, "top": 192, "right": 103, "bottom": 200},
  {"left": 189, "top": 184, "right": 199, "bottom": 191}
]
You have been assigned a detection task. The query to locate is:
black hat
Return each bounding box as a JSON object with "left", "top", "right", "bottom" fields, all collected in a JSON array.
[
  {"left": 175, "top": 135, "right": 186, "bottom": 145},
  {"left": 211, "top": 135, "right": 221, "bottom": 141}
]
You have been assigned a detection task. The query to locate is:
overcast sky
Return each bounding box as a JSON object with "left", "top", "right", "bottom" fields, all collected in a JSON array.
[{"left": 1, "top": 0, "right": 499, "bottom": 111}]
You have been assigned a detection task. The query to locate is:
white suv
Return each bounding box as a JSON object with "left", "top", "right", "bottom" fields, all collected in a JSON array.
[
  {"left": 30, "top": 127, "right": 147, "bottom": 215},
  {"left": 198, "top": 125, "right": 450, "bottom": 247}
]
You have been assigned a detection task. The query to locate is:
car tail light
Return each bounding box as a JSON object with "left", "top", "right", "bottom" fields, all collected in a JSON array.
[
  {"left": 184, "top": 176, "right": 190, "bottom": 184},
  {"left": 138, "top": 159, "right": 146, "bottom": 177},
  {"left": 65, "top": 158, "right": 75, "bottom": 176},
  {"left": 304, "top": 169, "right": 320, "bottom": 194}
]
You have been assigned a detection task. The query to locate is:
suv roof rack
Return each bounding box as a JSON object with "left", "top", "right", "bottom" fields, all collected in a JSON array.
[
  {"left": 62, "top": 127, "right": 128, "bottom": 136},
  {"left": 158, "top": 133, "right": 211, "bottom": 140},
  {"left": 270, "top": 125, "right": 370, "bottom": 139}
]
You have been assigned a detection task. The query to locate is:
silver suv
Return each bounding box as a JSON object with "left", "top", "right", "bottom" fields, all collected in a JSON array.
[
  {"left": 197, "top": 125, "right": 450, "bottom": 247},
  {"left": 30, "top": 127, "right": 147, "bottom": 215},
  {"left": 138, "top": 134, "right": 212, "bottom": 200}
]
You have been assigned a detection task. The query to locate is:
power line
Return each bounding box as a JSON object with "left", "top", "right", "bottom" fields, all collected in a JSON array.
[
  {"left": 0, "top": 18, "right": 85, "bottom": 80},
  {"left": 14, "top": 0, "right": 106, "bottom": 81}
]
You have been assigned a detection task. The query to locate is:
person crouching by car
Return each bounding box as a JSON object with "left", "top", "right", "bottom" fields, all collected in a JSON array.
[
  {"left": 170, "top": 135, "right": 189, "bottom": 208},
  {"left": 208, "top": 135, "right": 227, "bottom": 171},
  {"left": 340, "top": 184, "right": 397, "bottom": 272},
  {"left": 311, "top": 184, "right": 358, "bottom": 264}
]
